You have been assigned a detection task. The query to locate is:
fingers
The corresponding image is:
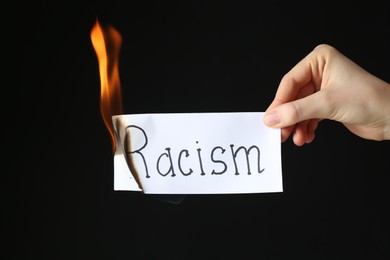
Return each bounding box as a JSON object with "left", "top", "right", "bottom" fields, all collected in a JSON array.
[
  {"left": 263, "top": 90, "right": 329, "bottom": 128},
  {"left": 263, "top": 44, "right": 334, "bottom": 145},
  {"left": 263, "top": 92, "right": 325, "bottom": 146},
  {"left": 281, "top": 125, "right": 295, "bottom": 143},
  {"left": 266, "top": 49, "right": 324, "bottom": 112},
  {"left": 293, "top": 120, "right": 311, "bottom": 146},
  {"left": 306, "top": 119, "right": 319, "bottom": 143},
  {"left": 292, "top": 119, "right": 319, "bottom": 146},
  {"left": 280, "top": 118, "right": 319, "bottom": 146}
]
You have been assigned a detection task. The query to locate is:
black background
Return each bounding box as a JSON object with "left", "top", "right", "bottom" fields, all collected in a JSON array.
[{"left": 6, "top": 1, "right": 389, "bottom": 259}]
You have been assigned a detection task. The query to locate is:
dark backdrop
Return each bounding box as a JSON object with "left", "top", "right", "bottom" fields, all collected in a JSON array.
[{"left": 6, "top": 1, "right": 389, "bottom": 259}]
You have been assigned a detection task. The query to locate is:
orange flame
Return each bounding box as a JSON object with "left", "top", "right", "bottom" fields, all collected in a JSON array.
[{"left": 90, "top": 19, "right": 123, "bottom": 153}]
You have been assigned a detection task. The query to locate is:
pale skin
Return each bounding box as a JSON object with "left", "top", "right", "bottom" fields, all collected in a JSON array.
[{"left": 263, "top": 44, "right": 390, "bottom": 146}]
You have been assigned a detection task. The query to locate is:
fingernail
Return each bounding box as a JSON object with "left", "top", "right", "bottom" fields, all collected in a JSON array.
[{"left": 264, "top": 111, "right": 281, "bottom": 126}]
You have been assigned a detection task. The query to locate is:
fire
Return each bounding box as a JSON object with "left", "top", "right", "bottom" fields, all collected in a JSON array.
[{"left": 90, "top": 19, "right": 123, "bottom": 153}]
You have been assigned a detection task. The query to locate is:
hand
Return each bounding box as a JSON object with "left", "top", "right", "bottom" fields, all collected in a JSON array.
[{"left": 263, "top": 44, "right": 390, "bottom": 146}]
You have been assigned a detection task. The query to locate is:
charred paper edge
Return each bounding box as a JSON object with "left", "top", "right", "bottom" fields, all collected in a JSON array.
[{"left": 113, "top": 116, "right": 143, "bottom": 192}]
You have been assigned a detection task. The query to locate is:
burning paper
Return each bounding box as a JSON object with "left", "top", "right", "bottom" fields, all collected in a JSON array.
[
  {"left": 113, "top": 112, "right": 283, "bottom": 194},
  {"left": 91, "top": 19, "right": 283, "bottom": 194}
]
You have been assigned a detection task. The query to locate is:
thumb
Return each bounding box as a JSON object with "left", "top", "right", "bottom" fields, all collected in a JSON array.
[{"left": 263, "top": 91, "right": 330, "bottom": 128}]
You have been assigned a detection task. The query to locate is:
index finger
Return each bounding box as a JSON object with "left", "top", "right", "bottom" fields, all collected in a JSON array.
[{"left": 266, "top": 48, "right": 325, "bottom": 112}]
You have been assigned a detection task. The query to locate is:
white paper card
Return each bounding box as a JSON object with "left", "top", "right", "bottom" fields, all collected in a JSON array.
[{"left": 112, "top": 112, "right": 282, "bottom": 194}]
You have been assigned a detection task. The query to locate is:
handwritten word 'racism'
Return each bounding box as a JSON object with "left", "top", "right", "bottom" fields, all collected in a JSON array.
[{"left": 124, "top": 125, "right": 265, "bottom": 179}]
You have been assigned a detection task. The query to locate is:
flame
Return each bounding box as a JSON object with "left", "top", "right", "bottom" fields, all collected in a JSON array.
[{"left": 90, "top": 19, "right": 123, "bottom": 153}]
